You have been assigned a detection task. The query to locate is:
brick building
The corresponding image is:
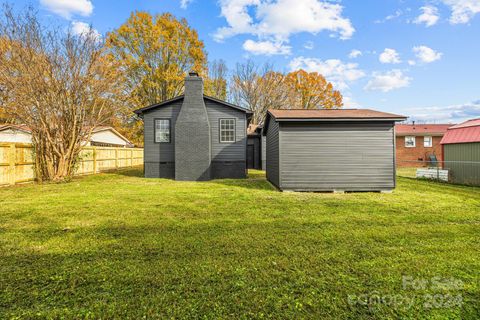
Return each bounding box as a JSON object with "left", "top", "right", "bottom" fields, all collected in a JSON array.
[{"left": 395, "top": 124, "right": 452, "bottom": 167}]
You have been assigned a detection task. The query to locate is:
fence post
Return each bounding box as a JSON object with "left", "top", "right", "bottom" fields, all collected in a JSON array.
[
  {"left": 115, "top": 148, "right": 118, "bottom": 169},
  {"left": 130, "top": 149, "right": 133, "bottom": 167},
  {"left": 93, "top": 147, "right": 97, "bottom": 174},
  {"left": 8, "top": 143, "right": 16, "bottom": 185}
]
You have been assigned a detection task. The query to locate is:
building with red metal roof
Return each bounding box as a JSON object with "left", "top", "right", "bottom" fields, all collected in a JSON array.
[
  {"left": 440, "top": 119, "right": 480, "bottom": 144},
  {"left": 440, "top": 119, "right": 480, "bottom": 185}
]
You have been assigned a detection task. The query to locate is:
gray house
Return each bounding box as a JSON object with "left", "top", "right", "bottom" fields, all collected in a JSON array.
[
  {"left": 263, "top": 109, "right": 406, "bottom": 192},
  {"left": 134, "top": 72, "right": 252, "bottom": 181}
]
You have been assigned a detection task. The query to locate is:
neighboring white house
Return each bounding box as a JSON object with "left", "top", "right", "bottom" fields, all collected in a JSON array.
[
  {"left": 86, "top": 126, "right": 134, "bottom": 148},
  {"left": 0, "top": 124, "right": 133, "bottom": 147},
  {"left": 0, "top": 124, "right": 32, "bottom": 144}
]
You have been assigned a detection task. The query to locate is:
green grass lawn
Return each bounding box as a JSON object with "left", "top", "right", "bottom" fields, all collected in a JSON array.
[{"left": 1, "top": 168, "right": 479, "bottom": 319}]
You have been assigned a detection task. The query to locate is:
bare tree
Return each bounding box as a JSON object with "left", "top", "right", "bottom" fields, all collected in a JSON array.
[
  {"left": 0, "top": 5, "right": 125, "bottom": 182},
  {"left": 230, "top": 60, "right": 289, "bottom": 125},
  {"left": 204, "top": 59, "right": 228, "bottom": 100},
  {"left": 230, "top": 61, "right": 344, "bottom": 125}
]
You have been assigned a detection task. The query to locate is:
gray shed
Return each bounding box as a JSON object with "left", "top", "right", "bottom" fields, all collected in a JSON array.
[
  {"left": 134, "top": 73, "right": 252, "bottom": 181},
  {"left": 247, "top": 124, "right": 263, "bottom": 170},
  {"left": 263, "top": 109, "right": 406, "bottom": 192}
]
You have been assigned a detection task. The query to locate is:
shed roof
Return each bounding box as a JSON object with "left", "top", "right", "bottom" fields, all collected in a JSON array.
[
  {"left": 268, "top": 109, "right": 406, "bottom": 120},
  {"left": 263, "top": 109, "right": 406, "bottom": 135},
  {"left": 395, "top": 124, "right": 452, "bottom": 136},
  {"left": 440, "top": 119, "right": 480, "bottom": 144}
]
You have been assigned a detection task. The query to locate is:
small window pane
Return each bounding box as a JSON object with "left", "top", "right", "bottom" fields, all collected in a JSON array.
[
  {"left": 220, "top": 119, "right": 235, "bottom": 143},
  {"left": 155, "top": 119, "right": 170, "bottom": 143},
  {"left": 424, "top": 136, "right": 432, "bottom": 147},
  {"left": 405, "top": 136, "right": 416, "bottom": 148}
]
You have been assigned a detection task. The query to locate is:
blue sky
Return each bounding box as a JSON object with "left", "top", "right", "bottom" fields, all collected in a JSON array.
[{"left": 17, "top": 0, "right": 480, "bottom": 123}]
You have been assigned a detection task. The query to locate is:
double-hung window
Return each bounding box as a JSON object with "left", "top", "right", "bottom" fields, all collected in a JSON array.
[
  {"left": 424, "top": 136, "right": 432, "bottom": 147},
  {"left": 219, "top": 119, "right": 235, "bottom": 143},
  {"left": 155, "top": 119, "right": 170, "bottom": 143},
  {"left": 405, "top": 136, "right": 416, "bottom": 148}
]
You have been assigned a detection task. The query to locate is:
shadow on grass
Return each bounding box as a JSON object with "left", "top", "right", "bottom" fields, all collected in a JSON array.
[
  {"left": 103, "top": 167, "right": 274, "bottom": 191},
  {"left": 211, "top": 177, "right": 275, "bottom": 191},
  {"left": 104, "top": 166, "right": 145, "bottom": 178}
]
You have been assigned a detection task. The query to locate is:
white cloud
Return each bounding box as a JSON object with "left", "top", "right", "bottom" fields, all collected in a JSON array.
[
  {"left": 348, "top": 49, "right": 362, "bottom": 59},
  {"left": 414, "top": 6, "right": 440, "bottom": 27},
  {"left": 289, "top": 56, "right": 365, "bottom": 90},
  {"left": 215, "top": 0, "right": 354, "bottom": 55},
  {"left": 71, "top": 21, "right": 101, "bottom": 41},
  {"left": 374, "top": 9, "right": 403, "bottom": 24},
  {"left": 40, "top": 0, "right": 93, "bottom": 19},
  {"left": 408, "top": 100, "right": 480, "bottom": 123},
  {"left": 304, "top": 41, "right": 314, "bottom": 50},
  {"left": 243, "top": 39, "right": 291, "bottom": 55},
  {"left": 364, "top": 70, "right": 411, "bottom": 92},
  {"left": 413, "top": 46, "right": 443, "bottom": 63},
  {"left": 408, "top": 60, "right": 416, "bottom": 66},
  {"left": 379, "top": 48, "right": 401, "bottom": 64},
  {"left": 343, "top": 95, "right": 361, "bottom": 108},
  {"left": 180, "top": 0, "right": 192, "bottom": 9},
  {"left": 442, "top": 0, "right": 480, "bottom": 24}
]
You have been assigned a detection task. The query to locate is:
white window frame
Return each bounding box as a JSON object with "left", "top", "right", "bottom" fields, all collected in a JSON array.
[
  {"left": 424, "top": 136, "right": 433, "bottom": 148},
  {"left": 219, "top": 118, "right": 236, "bottom": 143},
  {"left": 405, "top": 136, "right": 416, "bottom": 148},
  {"left": 154, "top": 119, "right": 170, "bottom": 143}
]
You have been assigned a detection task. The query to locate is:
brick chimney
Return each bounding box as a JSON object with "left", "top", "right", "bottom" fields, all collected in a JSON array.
[{"left": 174, "top": 72, "right": 211, "bottom": 180}]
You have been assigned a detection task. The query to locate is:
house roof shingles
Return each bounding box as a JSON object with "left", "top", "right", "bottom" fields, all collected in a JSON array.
[
  {"left": 395, "top": 124, "right": 452, "bottom": 136},
  {"left": 0, "top": 124, "right": 31, "bottom": 133},
  {"left": 133, "top": 95, "right": 252, "bottom": 116},
  {"left": 268, "top": 109, "right": 407, "bottom": 120},
  {"left": 441, "top": 119, "right": 480, "bottom": 144}
]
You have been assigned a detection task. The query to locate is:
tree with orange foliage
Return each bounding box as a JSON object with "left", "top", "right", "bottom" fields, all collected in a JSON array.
[
  {"left": 285, "top": 69, "right": 343, "bottom": 109},
  {"left": 106, "top": 11, "right": 208, "bottom": 144},
  {"left": 107, "top": 11, "right": 207, "bottom": 105}
]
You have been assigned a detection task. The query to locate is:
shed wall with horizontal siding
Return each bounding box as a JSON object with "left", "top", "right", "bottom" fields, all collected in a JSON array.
[
  {"left": 266, "top": 119, "right": 280, "bottom": 188},
  {"left": 261, "top": 135, "right": 266, "bottom": 171},
  {"left": 270, "top": 121, "right": 396, "bottom": 191},
  {"left": 443, "top": 142, "right": 480, "bottom": 185}
]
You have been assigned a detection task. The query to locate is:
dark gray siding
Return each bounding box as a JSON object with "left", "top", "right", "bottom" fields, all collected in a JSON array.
[
  {"left": 261, "top": 135, "right": 266, "bottom": 171},
  {"left": 444, "top": 143, "right": 480, "bottom": 185},
  {"left": 143, "top": 100, "right": 181, "bottom": 178},
  {"left": 266, "top": 119, "right": 280, "bottom": 188},
  {"left": 206, "top": 99, "right": 247, "bottom": 162},
  {"left": 247, "top": 136, "right": 261, "bottom": 169},
  {"left": 279, "top": 122, "right": 395, "bottom": 191},
  {"left": 205, "top": 99, "right": 247, "bottom": 179},
  {"left": 142, "top": 97, "right": 247, "bottom": 180}
]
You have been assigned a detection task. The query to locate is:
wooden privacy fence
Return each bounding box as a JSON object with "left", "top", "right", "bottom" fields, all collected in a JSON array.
[{"left": 0, "top": 143, "right": 143, "bottom": 186}]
